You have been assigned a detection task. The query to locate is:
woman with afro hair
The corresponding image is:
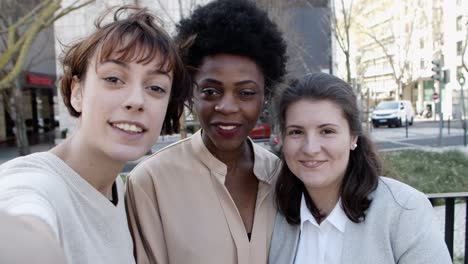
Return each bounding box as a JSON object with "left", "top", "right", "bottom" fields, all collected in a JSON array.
[{"left": 125, "top": 0, "right": 287, "bottom": 263}]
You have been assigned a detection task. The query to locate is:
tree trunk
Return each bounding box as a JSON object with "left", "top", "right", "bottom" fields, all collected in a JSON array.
[
  {"left": 345, "top": 51, "right": 351, "bottom": 84},
  {"left": 13, "top": 77, "right": 30, "bottom": 155},
  {"left": 395, "top": 80, "right": 402, "bottom": 100}
]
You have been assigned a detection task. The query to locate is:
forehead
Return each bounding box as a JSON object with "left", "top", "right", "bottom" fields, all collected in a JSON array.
[
  {"left": 286, "top": 99, "right": 348, "bottom": 126},
  {"left": 195, "top": 54, "right": 264, "bottom": 84},
  {"left": 94, "top": 35, "right": 173, "bottom": 72}
]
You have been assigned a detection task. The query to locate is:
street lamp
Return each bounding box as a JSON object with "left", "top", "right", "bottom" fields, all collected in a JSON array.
[{"left": 458, "top": 74, "right": 466, "bottom": 146}]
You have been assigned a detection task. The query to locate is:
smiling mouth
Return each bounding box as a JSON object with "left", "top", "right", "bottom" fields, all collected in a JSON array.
[
  {"left": 111, "top": 122, "right": 144, "bottom": 133},
  {"left": 218, "top": 125, "right": 237, "bottom": 131},
  {"left": 300, "top": 160, "right": 326, "bottom": 168}
]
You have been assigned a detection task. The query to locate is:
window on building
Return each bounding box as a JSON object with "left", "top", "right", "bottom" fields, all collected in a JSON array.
[
  {"left": 419, "top": 38, "right": 424, "bottom": 49},
  {"left": 457, "top": 41, "right": 463, "bottom": 56},
  {"left": 457, "top": 0, "right": 462, "bottom": 6},
  {"left": 420, "top": 59, "right": 425, "bottom": 69},
  {"left": 456, "top": 16, "right": 463, "bottom": 31}
]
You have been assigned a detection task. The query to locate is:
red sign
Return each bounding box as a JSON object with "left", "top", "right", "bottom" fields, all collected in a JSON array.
[
  {"left": 26, "top": 73, "right": 52, "bottom": 87},
  {"left": 432, "top": 92, "right": 439, "bottom": 100}
]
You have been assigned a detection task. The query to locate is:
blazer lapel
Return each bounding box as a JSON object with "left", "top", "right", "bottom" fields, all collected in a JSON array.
[{"left": 269, "top": 212, "right": 300, "bottom": 264}]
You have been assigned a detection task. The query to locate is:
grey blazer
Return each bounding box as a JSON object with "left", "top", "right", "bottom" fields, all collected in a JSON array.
[{"left": 269, "top": 177, "right": 452, "bottom": 264}]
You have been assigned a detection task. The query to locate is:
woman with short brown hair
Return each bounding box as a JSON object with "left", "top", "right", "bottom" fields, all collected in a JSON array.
[{"left": 0, "top": 6, "right": 190, "bottom": 264}]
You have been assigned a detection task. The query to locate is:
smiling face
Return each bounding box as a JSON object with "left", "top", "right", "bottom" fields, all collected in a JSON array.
[
  {"left": 193, "top": 54, "right": 265, "bottom": 153},
  {"left": 70, "top": 53, "right": 172, "bottom": 163},
  {"left": 282, "top": 99, "right": 357, "bottom": 196}
]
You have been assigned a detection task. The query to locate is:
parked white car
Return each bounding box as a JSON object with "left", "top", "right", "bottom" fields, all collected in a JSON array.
[{"left": 371, "top": 100, "right": 414, "bottom": 128}]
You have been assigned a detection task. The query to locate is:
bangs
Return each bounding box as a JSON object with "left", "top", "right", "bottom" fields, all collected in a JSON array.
[{"left": 96, "top": 25, "right": 175, "bottom": 73}]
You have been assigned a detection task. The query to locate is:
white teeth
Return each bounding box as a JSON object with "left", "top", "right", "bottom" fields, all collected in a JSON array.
[
  {"left": 113, "top": 123, "right": 143, "bottom": 133},
  {"left": 302, "top": 161, "right": 320, "bottom": 166},
  {"left": 219, "top": 125, "right": 236, "bottom": 130}
]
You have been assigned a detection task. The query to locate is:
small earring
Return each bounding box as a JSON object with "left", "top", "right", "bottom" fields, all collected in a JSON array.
[{"left": 351, "top": 143, "right": 358, "bottom": 150}]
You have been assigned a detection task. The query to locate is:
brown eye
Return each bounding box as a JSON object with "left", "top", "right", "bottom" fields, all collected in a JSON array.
[
  {"left": 104, "top": 76, "right": 122, "bottom": 84},
  {"left": 287, "top": 129, "right": 303, "bottom": 136},
  {"left": 149, "top": 85, "right": 166, "bottom": 94},
  {"left": 201, "top": 87, "right": 221, "bottom": 96}
]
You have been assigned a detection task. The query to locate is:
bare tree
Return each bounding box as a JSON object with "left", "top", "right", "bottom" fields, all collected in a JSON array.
[
  {"left": 0, "top": 0, "right": 94, "bottom": 155},
  {"left": 356, "top": 0, "right": 421, "bottom": 100},
  {"left": 329, "top": 0, "right": 354, "bottom": 84}
]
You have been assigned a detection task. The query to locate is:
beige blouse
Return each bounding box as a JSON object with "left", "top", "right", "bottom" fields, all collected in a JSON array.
[{"left": 125, "top": 130, "right": 281, "bottom": 264}]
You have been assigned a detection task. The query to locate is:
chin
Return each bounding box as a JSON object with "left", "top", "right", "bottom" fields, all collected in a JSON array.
[
  {"left": 106, "top": 146, "right": 149, "bottom": 163},
  {"left": 213, "top": 139, "right": 247, "bottom": 152}
]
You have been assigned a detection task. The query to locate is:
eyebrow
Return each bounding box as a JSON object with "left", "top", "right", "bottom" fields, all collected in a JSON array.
[
  {"left": 234, "top": 80, "right": 259, "bottom": 87},
  {"left": 198, "top": 78, "right": 259, "bottom": 87},
  {"left": 285, "top": 123, "right": 339, "bottom": 129},
  {"left": 318, "top": 123, "right": 339, "bottom": 128},
  {"left": 285, "top": 125, "right": 303, "bottom": 129},
  {"left": 198, "top": 78, "right": 223, "bottom": 85},
  {"left": 101, "top": 59, "right": 172, "bottom": 80},
  {"left": 102, "top": 59, "right": 128, "bottom": 68}
]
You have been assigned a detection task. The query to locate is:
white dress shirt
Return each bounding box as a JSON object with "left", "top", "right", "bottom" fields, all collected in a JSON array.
[{"left": 294, "top": 195, "right": 349, "bottom": 264}]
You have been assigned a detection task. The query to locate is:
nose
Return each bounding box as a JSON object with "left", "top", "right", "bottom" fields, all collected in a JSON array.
[
  {"left": 301, "top": 134, "right": 320, "bottom": 155},
  {"left": 123, "top": 85, "right": 144, "bottom": 112},
  {"left": 214, "top": 94, "right": 239, "bottom": 114}
]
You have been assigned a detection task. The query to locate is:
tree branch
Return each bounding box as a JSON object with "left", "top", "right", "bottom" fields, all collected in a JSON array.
[
  {"left": 48, "top": 0, "right": 95, "bottom": 25},
  {"left": 462, "top": 21, "right": 468, "bottom": 72},
  {"left": 0, "top": 1, "right": 60, "bottom": 89},
  {"left": 154, "top": 0, "right": 176, "bottom": 24}
]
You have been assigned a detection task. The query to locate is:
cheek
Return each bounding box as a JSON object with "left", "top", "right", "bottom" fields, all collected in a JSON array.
[
  {"left": 282, "top": 139, "right": 299, "bottom": 161},
  {"left": 247, "top": 99, "right": 263, "bottom": 116},
  {"left": 194, "top": 102, "right": 211, "bottom": 121}
]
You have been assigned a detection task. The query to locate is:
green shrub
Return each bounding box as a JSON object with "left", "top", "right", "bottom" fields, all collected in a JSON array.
[{"left": 381, "top": 149, "right": 468, "bottom": 194}]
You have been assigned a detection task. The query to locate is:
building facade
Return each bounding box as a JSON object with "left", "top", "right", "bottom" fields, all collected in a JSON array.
[
  {"left": 0, "top": 1, "right": 57, "bottom": 145},
  {"left": 349, "top": 0, "right": 467, "bottom": 118}
]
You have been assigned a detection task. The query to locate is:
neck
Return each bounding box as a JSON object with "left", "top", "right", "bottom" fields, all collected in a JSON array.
[
  {"left": 305, "top": 185, "right": 340, "bottom": 218},
  {"left": 203, "top": 137, "right": 252, "bottom": 172},
  {"left": 50, "top": 134, "right": 123, "bottom": 196}
]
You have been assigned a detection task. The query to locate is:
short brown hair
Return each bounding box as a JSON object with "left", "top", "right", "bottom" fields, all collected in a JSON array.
[{"left": 60, "top": 6, "right": 191, "bottom": 134}]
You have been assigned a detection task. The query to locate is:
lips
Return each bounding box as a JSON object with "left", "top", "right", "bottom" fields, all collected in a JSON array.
[
  {"left": 299, "top": 160, "right": 326, "bottom": 169},
  {"left": 109, "top": 121, "right": 147, "bottom": 134},
  {"left": 212, "top": 122, "right": 242, "bottom": 137}
]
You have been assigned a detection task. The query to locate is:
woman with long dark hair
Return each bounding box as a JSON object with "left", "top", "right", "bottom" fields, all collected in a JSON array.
[{"left": 269, "top": 73, "right": 450, "bottom": 264}]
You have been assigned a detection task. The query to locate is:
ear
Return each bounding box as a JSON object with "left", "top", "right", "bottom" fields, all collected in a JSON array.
[{"left": 70, "top": 76, "right": 83, "bottom": 113}]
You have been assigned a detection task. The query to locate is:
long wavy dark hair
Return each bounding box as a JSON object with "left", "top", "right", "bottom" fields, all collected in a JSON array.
[{"left": 273, "top": 73, "right": 382, "bottom": 224}]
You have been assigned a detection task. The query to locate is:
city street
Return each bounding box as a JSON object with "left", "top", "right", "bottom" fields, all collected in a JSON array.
[
  {"left": 370, "top": 119, "right": 467, "bottom": 151},
  {"left": 121, "top": 118, "right": 468, "bottom": 172}
]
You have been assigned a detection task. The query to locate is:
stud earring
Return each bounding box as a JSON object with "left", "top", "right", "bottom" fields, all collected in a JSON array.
[{"left": 351, "top": 143, "right": 358, "bottom": 150}]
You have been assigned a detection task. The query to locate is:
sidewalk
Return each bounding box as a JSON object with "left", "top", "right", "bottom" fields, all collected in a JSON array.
[
  {"left": 0, "top": 134, "right": 184, "bottom": 166},
  {"left": 368, "top": 119, "right": 468, "bottom": 156}
]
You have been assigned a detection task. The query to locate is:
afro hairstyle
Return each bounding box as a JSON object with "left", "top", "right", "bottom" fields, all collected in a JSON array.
[{"left": 175, "top": 0, "right": 287, "bottom": 97}]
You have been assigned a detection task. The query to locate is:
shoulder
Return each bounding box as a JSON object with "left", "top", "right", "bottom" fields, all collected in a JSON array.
[
  {"left": 363, "top": 176, "right": 433, "bottom": 232},
  {"left": 252, "top": 142, "right": 281, "bottom": 178},
  {"left": 135, "top": 137, "right": 192, "bottom": 169},
  {"left": 0, "top": 152, "right": 67, "bottom": 193},
  {"left": 372, "top": 177, "right": 429, "bottom": 210},
  {"left": 127, "top": 137, "right": 193, "bottom": 187}
]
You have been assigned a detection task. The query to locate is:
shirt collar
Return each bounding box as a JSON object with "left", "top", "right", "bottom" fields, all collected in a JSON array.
[
  {"left": 191, "top": 129, "right": 279, "bottom": 184},
  {"left": 299, "top": 194, "right": 348, "bottom": 233}
]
